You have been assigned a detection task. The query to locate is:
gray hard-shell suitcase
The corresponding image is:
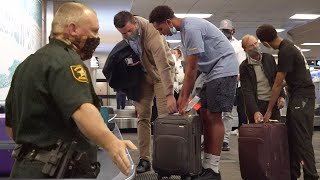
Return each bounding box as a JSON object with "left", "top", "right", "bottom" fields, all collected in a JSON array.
[
  {"left": 238, "top": 122, "right": 291, "bottom": 180},
  {"left": 152, "top": 113, "right": 202, "bottom": 179}
]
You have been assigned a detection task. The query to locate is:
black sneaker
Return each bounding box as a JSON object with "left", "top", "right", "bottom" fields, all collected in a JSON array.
[
  {"left": 136, "top": 159, "right": 151, "bottom": 174},
  {"left": 222, "top": 142, "right": 230, "bottom": 151},
  {"left": 194, "top": 168, "right": 221, "bottom": 180}
]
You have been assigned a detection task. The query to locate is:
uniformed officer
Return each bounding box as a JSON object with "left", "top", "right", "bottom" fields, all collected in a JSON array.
[{"left": 5, "top": 2, "right": 136, "bottom": 178}]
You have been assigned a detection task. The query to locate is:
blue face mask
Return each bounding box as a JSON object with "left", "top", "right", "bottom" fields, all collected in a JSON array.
[
  {"left": 170, "top": 26, "right": 177, "bottom": 35},
  {"left": 167, "top": 22, "right": 177, "bottom": 35}
]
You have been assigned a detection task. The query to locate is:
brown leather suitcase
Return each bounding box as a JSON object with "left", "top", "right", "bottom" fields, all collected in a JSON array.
[
  {"left": 238, "top": 123, "right": 291, "bottom": 180},
  {"left": 152, "top": 113, "right": 202, "bottom": 179}
]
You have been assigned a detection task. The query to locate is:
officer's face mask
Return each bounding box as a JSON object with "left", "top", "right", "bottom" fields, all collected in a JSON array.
[
  {"left": 71, "top": 36, "right": 100, "bottom": 60},
  {"left": 247, "top": 46, "right": 261, "bottom": 60},
  {"left": 222, "top": 29, "right": 232, "bottom": 40},
  {"left": 126, "top": 25, "right": 140, "bottom": 41}
]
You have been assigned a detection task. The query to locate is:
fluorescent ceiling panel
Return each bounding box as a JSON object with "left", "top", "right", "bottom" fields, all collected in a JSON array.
[
  {"left": 289, "top": 14, "right": 320, "bottom": 20},
  {"left": 175, "top": 13, "right": 213, "bottom": 18},
  {"left": 301, "top": 43, "right": 320, "bottom": 46},
  {"left": 276, "top": 29, "right": 285, "bottom": 32}
]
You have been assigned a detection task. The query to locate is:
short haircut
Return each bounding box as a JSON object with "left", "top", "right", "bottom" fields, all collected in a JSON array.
[
  {"left": 114, "top": 11, "right": 136, "bottom": 28},
  {"left": 241, "top": 34, "right": 257, "bottom": 49},
  {"left": 256, "top": 24, "right": 277, "bottom": 42},
  {"left": 149, "top": 5, "right": 175, "bottom": 24},
  {"left": 51, "top": 2, "right": 95, "bottom": 37}
]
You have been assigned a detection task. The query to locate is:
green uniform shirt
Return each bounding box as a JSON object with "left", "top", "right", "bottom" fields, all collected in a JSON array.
[{"left": 5, "top": 39, "right": 100, "bottom": 158}]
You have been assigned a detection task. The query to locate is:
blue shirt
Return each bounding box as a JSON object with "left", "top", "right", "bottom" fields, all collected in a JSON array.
[{"left": 180, "top": 17, "right": 238, "bottom": 82}]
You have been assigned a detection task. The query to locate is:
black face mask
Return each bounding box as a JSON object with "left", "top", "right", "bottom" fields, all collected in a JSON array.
[
  {"left": 222, "top": 30, "right": 232, "bottom": 40},
  {"left": 72, "top": 36, "right": 100, "bottom": 60}
]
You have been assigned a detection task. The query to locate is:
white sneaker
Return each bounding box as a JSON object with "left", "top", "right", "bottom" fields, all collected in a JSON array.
[{"left": 230, "top": 129, "right": 239, "bottom": 136}]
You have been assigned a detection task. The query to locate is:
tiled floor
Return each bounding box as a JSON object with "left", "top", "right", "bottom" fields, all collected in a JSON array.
[{"left": 122, "top": 128, "right": 320, "bottom": 180}]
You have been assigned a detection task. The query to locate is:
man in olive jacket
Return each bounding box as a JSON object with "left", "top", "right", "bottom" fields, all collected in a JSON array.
[
  {"left": 113, "top": 11, "right": 177, "bottom": 173},
  {"left": 240, "top": 35, "right": 286, "bottom": 123}
]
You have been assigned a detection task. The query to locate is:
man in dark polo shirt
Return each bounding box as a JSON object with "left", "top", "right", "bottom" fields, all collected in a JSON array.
[
  {"left": 256, "top": 24, "right": 319, "bottom": 180},
  {"left": 5, "top": 2, "right": 136, "bottom": 178}
]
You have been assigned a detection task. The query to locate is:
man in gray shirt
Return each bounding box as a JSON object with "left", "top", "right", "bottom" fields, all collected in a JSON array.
[{"left": 150, "top": 5, "right": 238, "bottom": 180}]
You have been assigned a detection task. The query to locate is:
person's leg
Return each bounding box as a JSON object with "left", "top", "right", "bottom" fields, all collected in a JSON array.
[
  {"left": 134, "top": 74, "right": 154, "bottom": 173},
  {"left": 120, "top": 93, "right": 126, "bottom": 109},
  {"left": 237, "top": 87, "right": 247, "bottom": 127},
  {"left": 116, "top": 92, "right": 120, "bottom": 109},
  {"left": 197, "top": 76, "right": 236, "bottom": 180},
  {"left": 286, "top": 97, "right": 319, "bottom": 180},
  {"left": 222, "top": 111, "right": 232, "bottom": 151},
  {"left": 202, "top": 109, "right": 224, "bottom": 155}
]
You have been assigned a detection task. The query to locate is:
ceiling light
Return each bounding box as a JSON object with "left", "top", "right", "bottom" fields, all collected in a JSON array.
[
  {"left": 276, "top": 29, "right": 285, "bottom": 32},
  {"left": 166, "top": 40, "right": 181, "bottom": 43},
  {"left": 289, "top": 14, "right": 320, "bottom": 20},
  {"left": 301, "top": 43, "right": 320, "bottom": 46},
  {"left": 175, "top": 13, "right": 213, "bottom": 18},
  {"left": 301, "top": 49, "right": 311, "bottom": 52}
]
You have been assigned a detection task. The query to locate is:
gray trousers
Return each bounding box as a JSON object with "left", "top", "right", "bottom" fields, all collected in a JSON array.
[{"left": 222, "top": 111, "right": 233, "bottom": 144}]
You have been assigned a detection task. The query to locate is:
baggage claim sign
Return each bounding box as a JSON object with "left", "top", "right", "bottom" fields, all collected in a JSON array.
[{"left": 0, "top": 0, "right": 42, "bottom": 101}]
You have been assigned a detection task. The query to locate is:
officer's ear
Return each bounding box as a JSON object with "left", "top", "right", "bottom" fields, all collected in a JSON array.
[{"left": 68, "top": 23, "right": 78, "bottom": 36}]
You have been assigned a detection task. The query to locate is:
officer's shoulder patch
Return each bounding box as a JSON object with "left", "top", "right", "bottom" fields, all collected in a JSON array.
[{"left": 70, "top": 64, "right": 89, "bottom": 83}]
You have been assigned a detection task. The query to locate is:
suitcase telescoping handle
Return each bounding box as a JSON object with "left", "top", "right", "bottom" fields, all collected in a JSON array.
[{"left": 268, "top": 119, "right": 279, "bottom": 123}]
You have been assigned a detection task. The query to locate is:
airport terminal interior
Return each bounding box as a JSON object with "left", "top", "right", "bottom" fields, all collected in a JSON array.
[{"left": 1, "top": 0, "right": 320, "bottom": 179}]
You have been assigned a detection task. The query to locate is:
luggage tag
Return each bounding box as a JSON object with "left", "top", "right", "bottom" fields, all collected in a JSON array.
[{"left": 185, "top": 95, "right": 201, "bottom": 112}]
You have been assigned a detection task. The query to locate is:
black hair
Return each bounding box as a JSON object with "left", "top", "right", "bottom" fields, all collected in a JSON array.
[
  {"left": 149, "top": 5, "right": 175, "bottom": 23},
  {"left": 114, "top": 11, "right": 136, "bottom": 28},
  {"left": 256, "top": 24, "right": 277, "bottom": 42}
]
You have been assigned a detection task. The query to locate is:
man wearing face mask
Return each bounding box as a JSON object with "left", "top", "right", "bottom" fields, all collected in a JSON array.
[
  {"left": 239, "top": 34, "right": 286, "bottom": 124},
  {"left": 256, "top": 24, "right": 319, "bottom": 180},
  {"left": 113, "top": 11, "right": 177, "bottom": 174},
  {"left": 5, "top": 3, "right": 137, "bottom": 178},
  {"left": 150, "top": 6, "right": 238, "bottom": 179},
  {"left": 219, "top": 19, "right": 246, "bottom": 150}
]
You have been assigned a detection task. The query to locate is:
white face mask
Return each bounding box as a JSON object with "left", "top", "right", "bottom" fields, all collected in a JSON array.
[{"left": 247, "top": 46, "right": 261, "bottom": 60}]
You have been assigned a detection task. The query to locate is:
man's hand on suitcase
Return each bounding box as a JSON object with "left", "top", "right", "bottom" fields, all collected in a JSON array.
[
  {"left": 177, "top": 96, "right": 188, "bottom": 114},
  {"left": 166, "top": 95, "right": 178, "bottom": 113},
  {"left": 263, "top": 111, "right": 272, "bottom": 123},
  {"left": 254, "top": 112, "right": 264, "bottom": 123}
]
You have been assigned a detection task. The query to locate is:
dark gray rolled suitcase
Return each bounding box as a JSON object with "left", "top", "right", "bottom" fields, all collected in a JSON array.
[
  {"left": 238, "top": 122, "right": 291, "bottom": 180},
  {"left": 152, "top": 113, "right": 202, "bottom": 179}
]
